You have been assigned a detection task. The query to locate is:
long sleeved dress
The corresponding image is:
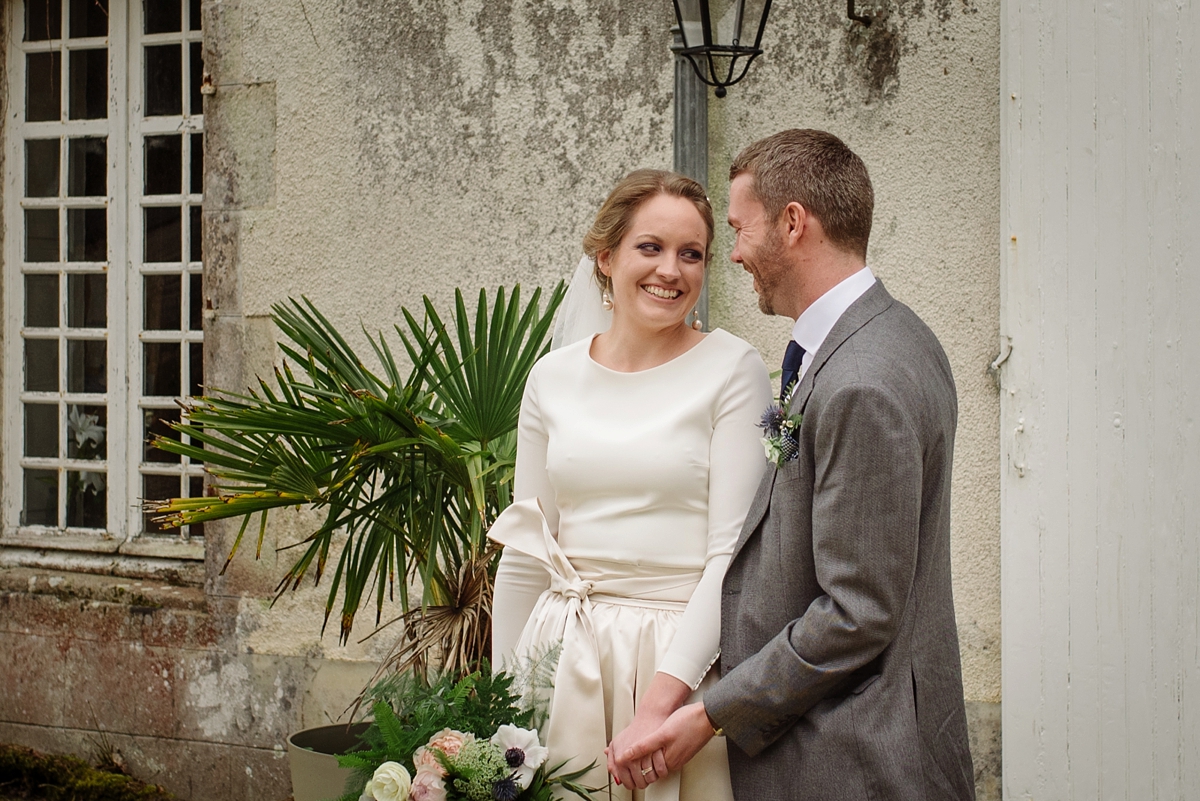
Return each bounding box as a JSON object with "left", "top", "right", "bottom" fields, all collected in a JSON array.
[{"left": 488, "top": 329, "right": 770, "bottom": 801}]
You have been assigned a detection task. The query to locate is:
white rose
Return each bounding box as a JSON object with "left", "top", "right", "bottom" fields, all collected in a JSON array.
[{"left": 363, "top": 761, "right": 412, "bottom": 801}]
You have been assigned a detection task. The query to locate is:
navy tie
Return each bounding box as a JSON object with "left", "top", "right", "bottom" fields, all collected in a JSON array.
[{"left": 781, "top": 340, "right": 805, "bottom": 400}]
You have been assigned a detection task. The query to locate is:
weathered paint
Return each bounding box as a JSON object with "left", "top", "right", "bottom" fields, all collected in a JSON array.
[{"left": 1000, "top": 0, "right": 1200, "bottom": 797}]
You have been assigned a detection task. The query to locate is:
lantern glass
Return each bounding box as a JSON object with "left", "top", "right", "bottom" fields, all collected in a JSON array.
[
  {"left": 714, "top": 0, "right": 769, "bottom": 48},
  {"left": 675, "top": 0, "right": 770, "bottom": 50}
]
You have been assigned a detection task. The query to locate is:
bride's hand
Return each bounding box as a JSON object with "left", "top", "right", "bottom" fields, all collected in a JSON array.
[
  {"left": 609, "top": 713, "right": 671, "bottom": 789},
  {"left": 607, "top": 672, "right": 692, "bottom": 789}
]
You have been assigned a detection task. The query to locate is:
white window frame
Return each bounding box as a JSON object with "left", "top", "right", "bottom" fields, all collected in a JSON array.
[{"left": 2, "top": 0, "right": 204, "bottom": 565}]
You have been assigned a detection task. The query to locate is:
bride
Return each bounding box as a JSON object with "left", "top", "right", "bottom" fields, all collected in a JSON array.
[{"left": 489, "top": 169, "right": 770, "bottom": 800}]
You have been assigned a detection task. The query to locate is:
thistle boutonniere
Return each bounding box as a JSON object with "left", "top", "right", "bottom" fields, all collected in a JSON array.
[{"left": 758, "top": 401, "right": 803, "bottom": 467}]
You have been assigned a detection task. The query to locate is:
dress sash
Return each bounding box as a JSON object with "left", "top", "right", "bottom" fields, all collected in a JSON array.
[{"left": 487, "top": 498, "right": 703, "bottom": 788}]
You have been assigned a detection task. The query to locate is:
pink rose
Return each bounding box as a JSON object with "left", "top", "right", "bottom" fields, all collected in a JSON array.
[
  {"left": 412, "top": 746, "right": 446, "bottom": 777},
  {"left": 408, "top": 768, "right": 446, "bottom": 801},
  {"left": 424, "top": 728, "right": 473, "bottom": 759}
]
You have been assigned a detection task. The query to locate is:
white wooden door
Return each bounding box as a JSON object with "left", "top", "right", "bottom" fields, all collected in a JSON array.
[{"left": 1000, "top": 1, "right": 1200, "bottom": 798}]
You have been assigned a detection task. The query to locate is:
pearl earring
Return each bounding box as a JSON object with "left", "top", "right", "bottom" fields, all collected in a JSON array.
[
  {"left": 601, "top": 279, "right": 614, "bottom": 311},
  {"left": 689, "top": 308, "right": 703, "bottom": 330}
]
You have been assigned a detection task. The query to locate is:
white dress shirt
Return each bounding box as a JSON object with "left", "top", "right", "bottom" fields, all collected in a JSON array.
[{"left": 790, "top": 266, "right": 877, "bottom": 380}]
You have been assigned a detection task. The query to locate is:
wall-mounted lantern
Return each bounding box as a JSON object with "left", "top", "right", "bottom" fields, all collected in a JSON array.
[{"left": 671, "top": 0, "right": 773, "bottom": 97}]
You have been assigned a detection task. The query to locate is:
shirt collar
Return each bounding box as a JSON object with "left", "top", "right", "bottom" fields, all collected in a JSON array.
[{"left": 790, "top": 266, "right": 876, "bottom": 361}]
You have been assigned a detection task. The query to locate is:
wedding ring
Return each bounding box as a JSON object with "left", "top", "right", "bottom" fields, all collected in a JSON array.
[{"left": 641, "top": 767, "right": 653, "bottom": 776}]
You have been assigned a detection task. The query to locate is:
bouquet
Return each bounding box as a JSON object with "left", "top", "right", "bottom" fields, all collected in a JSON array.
[{"left": 336, "top": 663, "right": 595, "bottom": 801}]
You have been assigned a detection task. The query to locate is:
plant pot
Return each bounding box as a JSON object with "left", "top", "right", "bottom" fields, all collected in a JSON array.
[{"left": 286, "top": 722, "right": 370, "bottom": 801}]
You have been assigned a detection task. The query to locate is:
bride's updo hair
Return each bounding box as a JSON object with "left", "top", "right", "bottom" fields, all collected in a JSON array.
[{"left": 583, "top": 169, "right": 715, "bottom": 290}]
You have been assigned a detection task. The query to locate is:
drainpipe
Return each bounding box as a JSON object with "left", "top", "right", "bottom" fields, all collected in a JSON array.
[{"left": 671, "top": 26, "right": 709, "bottom": 331}]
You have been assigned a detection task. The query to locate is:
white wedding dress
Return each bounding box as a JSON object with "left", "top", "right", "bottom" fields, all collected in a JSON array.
[{"left": 489, "top": 329, "right": 770, "bottom": 801}]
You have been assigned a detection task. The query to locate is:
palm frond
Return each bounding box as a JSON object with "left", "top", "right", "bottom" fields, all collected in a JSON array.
[{"left": 146, "top": 284, "right": 564, "bottom": 666}]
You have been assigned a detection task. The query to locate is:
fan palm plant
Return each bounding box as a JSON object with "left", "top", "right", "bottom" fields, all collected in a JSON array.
[{"left": 149, "top": 284, "right": 565, "bottom": 680}]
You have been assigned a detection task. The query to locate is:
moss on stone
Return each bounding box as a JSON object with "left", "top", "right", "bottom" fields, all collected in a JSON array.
[{"left": 0, "top": 745, "right": 175, "bottom": 801}]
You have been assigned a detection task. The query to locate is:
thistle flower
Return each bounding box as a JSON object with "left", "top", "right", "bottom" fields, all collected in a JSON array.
[
  {"left": 758, "top": 403, "right": 785, "bottom": 436},
  {"left": 492, "top": 777, "right": 520, "bottom": 801}
]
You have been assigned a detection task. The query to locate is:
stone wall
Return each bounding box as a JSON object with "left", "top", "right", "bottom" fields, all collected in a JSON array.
[{"left": 0, "top": 1, "right": 1001, "bottom": 799}]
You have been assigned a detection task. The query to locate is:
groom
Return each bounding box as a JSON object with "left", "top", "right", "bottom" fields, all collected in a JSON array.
[{"left": 620, "top": 130, "right": 975, "bottom": 799}]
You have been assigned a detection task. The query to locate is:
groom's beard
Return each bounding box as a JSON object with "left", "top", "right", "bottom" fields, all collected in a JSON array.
[{"left": 746, "top": 230, "right": 788, "bottom": 316}]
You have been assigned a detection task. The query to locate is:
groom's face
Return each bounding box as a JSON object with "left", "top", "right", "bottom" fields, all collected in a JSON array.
[{"left": 728, "top": 174, "right": 788, "bottom": 316}]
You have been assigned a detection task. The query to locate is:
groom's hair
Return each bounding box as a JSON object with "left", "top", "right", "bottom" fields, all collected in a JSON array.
[{"left": 730, "top": 129, "right": 874, "bottom": 259}]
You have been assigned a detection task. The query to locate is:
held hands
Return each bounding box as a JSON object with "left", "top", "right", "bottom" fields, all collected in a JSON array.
[
  {"left": 606, "top": 672, "right": 694, "bottom": 789},
  {"left": 606, "top": 707, "right": 671, "bottom": 790},
  {"left": 614, "top": 702, "right": 716, "bottom": 786}
]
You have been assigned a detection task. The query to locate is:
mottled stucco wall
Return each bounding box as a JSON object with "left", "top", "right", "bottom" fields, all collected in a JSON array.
[{"left": 208, "top": 0, "right": 1000, "bottom": 795}]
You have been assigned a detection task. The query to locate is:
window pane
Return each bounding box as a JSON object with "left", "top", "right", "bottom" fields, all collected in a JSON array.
[
  {"left": 67, "top": 207, "right": 107, "bottom": 261},
  {"left": 190, "top": 133, "right": 203, "bottom": 193},
  {"left": 26, "top": 0, "right": 63, "bottom": 40},
  {"left": 187, "top": 479, "right": 206, "bottom": 534},
  {"left": 26, "top": 52, "right": 62, "bottom": 122},
  {"left": 189, "top": 273, "right": 203, "bottom": 330},
  {"left": 144, "top": 274, "right": 182, "bottom": 329},
  {"left": 68, "top": 48, "right": 108, "bottom": 120},
  {"left": 145, "top": 44, "right": 182, "bottom": 116},
  {"left": 67, "top": 339, "right": 106, "bottom": 392},
  {"left": 26, "top": 139, "right": 61, "bottom": 197},
  {"left": 189, "top": 341, "right": 203, "bottom": 396},
  {"left": 68, "top": 137, "right": 107, "bottom": 196},
  {"left": 68, "top": 273, "right": 106, "bottom": 327},
  {"left": 145, "top": 134, "right": 182, "bottom": 195},
  {"left": 24, "top": 469, "right": 59, "bottom": 526},
  {"left": 188, "top": 475, "right": 205, "bottom": 537},
  {"left": 144, "top": 0, "right": 182, "bottom": 33},
  {"left": 144, "top": 407, "right": 181, "bottom": 462},
  {"left": 25, "top": 403, "right": 60, "bottom": 458},
  {"left": 145, "top": 206, "right": 181, "bottom": 261},
  {"left": 143, "top": 473, "right": 180, "bottom": 533},
  {"left": 188, "top": 41, "right": 203, "bottom": 115},
  {"left": 26, "top": 274, "right": 60, "bottom": 327},
  {"left": 25, "top": 209, "right": 60, "bottom": 262},
  {"left": 67, "top": 470, "right": 106, "bottom": 527},
  {"left": 25, "top": 339, "right": 59, "bottom": 392},
  {"left": 67, "top": 405, "right": 107, "bottom": 459},
  {"left": 189, "top": 206, "right": 202, "bottom": 262},
  {"left": 188, "top": 0, "right": 201, "bottom": 30},
  {"left": 144, "top": 342, "right": 180, "bottom": 395},
  {"left": 69, "top": 0, "right": 109, "bottom": 37}
]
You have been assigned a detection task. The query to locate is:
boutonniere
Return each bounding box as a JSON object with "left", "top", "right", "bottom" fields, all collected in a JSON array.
[{"left": 758, "top": 402, "right": 803, "bottom": 467}]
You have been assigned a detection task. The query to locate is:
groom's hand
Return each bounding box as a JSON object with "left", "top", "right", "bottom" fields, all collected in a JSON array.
[
  {"left": 621, "top": 702, "right": 715, "bottom": 776},
  {"left": 607, "top": 672, "right": 690, "bottom": 788}
]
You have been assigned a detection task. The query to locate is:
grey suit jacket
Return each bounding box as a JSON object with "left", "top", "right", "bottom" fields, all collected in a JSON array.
[{"left": 705, "top": 281, "right": 975, "bottom": 801}]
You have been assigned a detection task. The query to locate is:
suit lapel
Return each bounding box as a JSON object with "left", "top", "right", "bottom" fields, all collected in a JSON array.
[
  {"left": 788, "top": 280, "right": 895, "bottom": 416},
  {"left": 729, "top": 281, "right": 896, "bottom": 563}
]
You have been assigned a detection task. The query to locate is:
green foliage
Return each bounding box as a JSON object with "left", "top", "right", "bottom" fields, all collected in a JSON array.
[
  {"left": 521, "top": 760, "right": 600, "bottom": 801},
  {"left": 335, "top": 665, "right": 532, "bottom": 800},
  {"left": 0, "top": 744, "right": 174, "bottom": 801},
  {"left": 334, "top": 663, "right": 597, "bottom": 801},
  {"left": 146, "top": 284, "right": 565, "bottom": 675}
]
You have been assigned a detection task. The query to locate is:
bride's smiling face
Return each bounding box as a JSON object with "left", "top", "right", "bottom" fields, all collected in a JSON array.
[{"left": 598, "top": 193, "right": 708, "bottom": 332}]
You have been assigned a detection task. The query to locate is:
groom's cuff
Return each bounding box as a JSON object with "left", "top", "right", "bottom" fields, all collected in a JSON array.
[{"left": 703, "top": 705, "right": 724, "bottom": 738}]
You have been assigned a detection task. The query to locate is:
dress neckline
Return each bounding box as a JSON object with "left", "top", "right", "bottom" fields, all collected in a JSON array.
[{"left": 585, "top": 328, "right": 726, "bottom": 376}]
